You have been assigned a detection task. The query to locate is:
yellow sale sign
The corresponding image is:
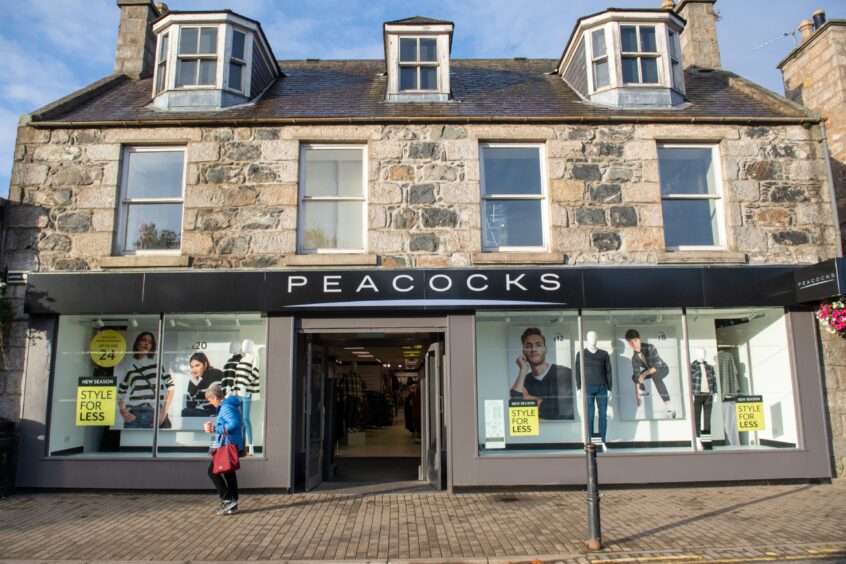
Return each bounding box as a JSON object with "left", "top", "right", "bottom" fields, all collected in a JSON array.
[
  {"left": 509, "top": 400, "right": 539, "bottom": 436},
  {"left": 76, "top": 377, "right": 117, "bottom": 426},
  {"left": 736, "top": 395, "right": 766, "bottom": 432}
]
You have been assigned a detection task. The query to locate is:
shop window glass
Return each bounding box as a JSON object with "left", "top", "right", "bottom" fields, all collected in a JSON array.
[
  {"left": 581, "top": 309, "right": 689, "bottom": 452},
  {"left": 157, "top": 313, "right": 267, "bottom": 457},
  {"left": 47, "top": 313, "right": 267, "bottom": 459},
  {"left": 686, "top": 308, "right": 798, "bottom": 451},
  {"left": 48, "top": 315, "right": 162, "bottom": 457},
  {"left": 475, "top": 311, "right": 581, "bottom": 455}
]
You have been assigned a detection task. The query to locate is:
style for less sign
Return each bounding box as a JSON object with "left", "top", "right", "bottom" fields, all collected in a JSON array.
[
  {"left": 76, "top": 376, "right": 117, "bottom": 426},
  {"left": 736, "top": 395, "right": 766, "bottom": 432},
  {"left": 508, "top": 400, "right": 540, "bottom": 436}
]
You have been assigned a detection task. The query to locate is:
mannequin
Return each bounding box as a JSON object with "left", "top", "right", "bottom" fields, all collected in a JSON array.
[
  {"left": 575, "top": 331, "right": 612, "bottom": 450},
  {"left": 691, "top": 347, "right": 717, "bottom": 450},
  {"left": 223, "top": 339, "right": 260, "bottom": 455}
]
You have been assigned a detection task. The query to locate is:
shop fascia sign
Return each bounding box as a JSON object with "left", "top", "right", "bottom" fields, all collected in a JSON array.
[
  {"left": 794, "top": 258, "right": 846, "bottom": 303},
  {"left": 280, "top": 269, "right": 575, "bottom": 309}
]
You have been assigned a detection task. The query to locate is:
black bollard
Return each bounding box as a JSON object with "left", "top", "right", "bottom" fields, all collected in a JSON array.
[{"left": 585, "top": 442, "right": 602, "bottom": 550}]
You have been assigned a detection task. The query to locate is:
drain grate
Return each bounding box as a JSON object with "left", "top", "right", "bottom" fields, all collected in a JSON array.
[{"left": 496, "top": 495, "right": 520, "bottom": 503}]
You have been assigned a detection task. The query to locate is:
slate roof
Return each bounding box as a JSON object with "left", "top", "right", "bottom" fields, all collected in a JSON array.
[
  {"left": 34, "top": 59, "right": 812, "bottom": 125},
  {"left": 384, "top": 16, "right": 454, "bottom": 26}
]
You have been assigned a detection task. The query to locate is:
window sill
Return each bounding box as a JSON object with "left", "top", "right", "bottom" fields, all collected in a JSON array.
[
  {"left": 286, "top": 254, "right": 379, "bottom": 267},
  {"left": 100, "top": 255, "right": 190, "bottom": 269},
  {"left": 472, "top": 252, "right": 565, "bottom": 265},
  {"left": 657, "top": 251, "right": 747, "bottom": 265}
]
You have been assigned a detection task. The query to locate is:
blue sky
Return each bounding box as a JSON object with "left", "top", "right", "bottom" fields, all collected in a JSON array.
[{"left": 0, "top": 0, "right": 841, "bottom": 198}]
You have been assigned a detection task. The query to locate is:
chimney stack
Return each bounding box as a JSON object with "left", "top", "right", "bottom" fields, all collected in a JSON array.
[
  {"left": 114, "top": 0, "right": 161, "bottom": 78},
  {"left": 813, "top": 10, "right": 826, "bottom": 30},
  {"left": 799, "top": 19, "right": 815, "bottom": 43},
  {"left": 675, "top": 0, "right": 721, "bottom": 69}
]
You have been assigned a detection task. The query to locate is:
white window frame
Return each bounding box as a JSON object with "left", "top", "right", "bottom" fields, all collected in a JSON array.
[
  {"left": 479, "top": 143, "right": 549, "bottom": 252},
  {"left": 619, "top": 23, "right": 663, "bottom": 85},
  {"left": 589, "top": 28, "right": 611, "bottom": 92},
  {"left": 116, "top": 146, "right": 187, "bottom": 256},
  {"left": 667, "top": 29, "right": 684, "bottom": 92},
  {"left": 297, "top": 144, "right": 368, "bottom": 254},
  {"left": 223, "top": 27, "right": 253, "bottom": 94},
  {"left": 658, "top": 143, "right": 726, "bottom": 251},
  {"left": 155, "top": 32, "right": 169, "bottom": 94},
  {"left": 175, "top": 25, "right": 221, "bottom": 89},
  {"left": 398, "top": 36, "right": 439, "bottom": 92}
]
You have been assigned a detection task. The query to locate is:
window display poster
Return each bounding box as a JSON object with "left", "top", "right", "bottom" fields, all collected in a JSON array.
[
  {"left": 736, "top": 395, "right": 765, "bottom": 431},
  {"left": 89, "top": 330, "right": 127, "bottom": 368},
  {"left": 162, "top": 329, "right": 240, "bottom": 431},
  {"left": 484, "top": 399, "right": 506, "bottom": 449},
  {"left": 76, "top": 376, "right": 117, "bottom": 426},
  {"left": 615, "top": 324, "right": 684, "bottom": 421},
  {"left": 476, "top": 315, "right": 581, "bottom": 444}
]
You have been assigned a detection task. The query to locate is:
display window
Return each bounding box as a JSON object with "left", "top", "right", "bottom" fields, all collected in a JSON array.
[
  {"left": 686, "top": 308, "right": 798, "bottom": 451},
  {"left": 476, "top": 307, "right": 801, "bottom": 457},
  {"left": 581, "top": 309, "right": 689, "bottom": 452},
  {"left": 476, "top": 311, "right": 581, "bottom": 454},
  {"left": 47, "top": 313, "right": 266, "bottom": 458}
]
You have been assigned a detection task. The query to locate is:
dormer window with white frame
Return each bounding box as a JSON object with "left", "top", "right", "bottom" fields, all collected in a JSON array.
[
  {"left": 559, "top": 10, "right": 686, "bottom": 109},
  {"left": 151, "top": 11, "right": 279, "bottom": 111},
  {"left": 399, "top": 37, "right": 438, "bottom": 91},
  {"left": 384, "top": 17, "right": 453, "bottom": 102}
]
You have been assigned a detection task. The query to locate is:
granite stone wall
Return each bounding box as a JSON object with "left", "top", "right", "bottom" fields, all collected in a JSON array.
[{"left": 0, "top": 120, "right": 838, "bottom": 423}]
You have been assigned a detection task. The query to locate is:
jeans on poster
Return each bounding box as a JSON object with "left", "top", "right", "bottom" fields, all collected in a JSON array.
[{"left": 124, "top": 405, "right": 154, "bottom": 428}]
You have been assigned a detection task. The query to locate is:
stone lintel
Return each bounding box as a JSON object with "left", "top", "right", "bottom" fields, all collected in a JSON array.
[
  {"left": 285, "top": 254, "right": 378, "bottom": 267},
  {"left": 657, "top": 251, "right": 747, "bottom": 264},
  {"left": 472, "top": 252, "right": 565, "bottom": 265},
  {"left": 100, "top": 255, "right": 190, "bottom": 269}
]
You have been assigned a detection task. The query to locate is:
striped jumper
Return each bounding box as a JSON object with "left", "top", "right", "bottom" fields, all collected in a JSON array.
[
  {"left": 222, "top": 353, "right": 260, "bottom": 398},
  {"left": 118, "top": 360, "right": 174, "bottom": 407}
]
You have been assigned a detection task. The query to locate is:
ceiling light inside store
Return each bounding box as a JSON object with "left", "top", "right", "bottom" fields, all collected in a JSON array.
[
  {"left": 95, "top": 319, "right": 104, "bottom": 328},
  {"left": 131, "top": 319, "right": 138, "bottom": 328},
  {"left": 169, "top": 319, "right": 176, "bottom": 327}
]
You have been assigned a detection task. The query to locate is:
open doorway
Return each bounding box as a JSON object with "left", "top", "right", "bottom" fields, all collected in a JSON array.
[{"left": 294, "top": 330, "right": 445, "bottom": 492}]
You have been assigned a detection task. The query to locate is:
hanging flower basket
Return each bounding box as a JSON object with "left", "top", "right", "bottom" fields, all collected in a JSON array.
[{"left": 817, "top": 298, "right": 846, "bottom": 338}]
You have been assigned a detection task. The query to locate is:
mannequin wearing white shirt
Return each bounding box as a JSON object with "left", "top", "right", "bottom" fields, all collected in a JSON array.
[{"left": 576, "top": 331, "right": 613, "bottom": 451}]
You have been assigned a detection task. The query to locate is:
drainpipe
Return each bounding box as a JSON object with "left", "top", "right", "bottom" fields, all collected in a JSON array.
[{"left": 820, "top": 122, "right": 843, "bottom": 257}]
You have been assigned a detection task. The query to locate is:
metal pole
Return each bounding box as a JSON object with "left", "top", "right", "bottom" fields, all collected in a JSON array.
[
  {"left": 585, "top": 442, "right": 602, "bottom": 550},
  {"left": 578, "top": 311, "right": 602, "bottom": 550}
]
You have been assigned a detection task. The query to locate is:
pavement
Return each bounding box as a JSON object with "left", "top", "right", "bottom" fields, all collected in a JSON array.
[{"left": 1, "top": 480, "right": 845, "bottom": 563}]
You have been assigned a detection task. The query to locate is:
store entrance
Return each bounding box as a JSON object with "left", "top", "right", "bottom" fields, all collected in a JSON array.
[{"left": 295, "top": 330, "right": 445, "bottom": 492}]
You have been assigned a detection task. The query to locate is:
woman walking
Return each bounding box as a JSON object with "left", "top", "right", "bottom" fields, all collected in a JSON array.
[{"left": 203, "top": 382, "right": 243, "bottom": 515}]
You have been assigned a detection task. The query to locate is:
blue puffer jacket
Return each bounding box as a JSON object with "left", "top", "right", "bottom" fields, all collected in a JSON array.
[{"left": 215, "top": 395, "right": 244, "bottom": 451}]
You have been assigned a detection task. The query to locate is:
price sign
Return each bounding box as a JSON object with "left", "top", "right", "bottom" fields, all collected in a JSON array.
[{"left": 89, "top": 330, "right": 127, "bottom": 368}]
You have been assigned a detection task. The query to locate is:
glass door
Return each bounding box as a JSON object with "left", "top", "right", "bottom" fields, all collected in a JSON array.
[
  {"left": 422, "top": 342, "right": 443, "bottom": 489},
  {"left": 304, "top": 342, "right": 325, "bottom": 491}
]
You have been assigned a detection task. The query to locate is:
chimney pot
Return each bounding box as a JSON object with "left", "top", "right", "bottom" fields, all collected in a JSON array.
[
  {"left": 799, "top": 19, "right": 814, "bottom": 43},
  {"left": 812, "top": 10, "right": 826, "bottom": 30},
  {"left": 660, "top": 0, "right": 676, "bottom": 10}
]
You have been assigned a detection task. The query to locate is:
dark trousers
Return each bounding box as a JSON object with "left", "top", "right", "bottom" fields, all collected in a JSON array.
[
  {"left": 693, "top": 394, "right": 713, "bottom": 436},
  {"left": 207, "top": 461, "right": 239, "bottom": 501},
  {"left": 586, "top": 385, "right": 609, "bottom": 442},
  {"left": 632, "top": 373, "right": 670, "bottom": 402}
]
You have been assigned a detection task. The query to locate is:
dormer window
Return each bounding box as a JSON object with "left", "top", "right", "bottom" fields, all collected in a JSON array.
[
  {"left": 384, "top": 17, "right": 453, "bottom": 102},
  {"left": 228, "top": 30, "right": 247, "bottom": 92},
  {"left": 176, "top": 27, "right": 218, "bottom": 87},
  {"left": 151, "top": 11, "right": 279, "bottom": 111},
  {"left": 399, "top": 37, "right": 438, "bottom": 91},
  {"left": 591, "top": 29, "right": 610, "bottom": 89},
  {"left": 559, "top": 10, "right": 686, "bottom": 109},
  {"left": 620, "top": 25, "right": 659, "bottom": 84}
]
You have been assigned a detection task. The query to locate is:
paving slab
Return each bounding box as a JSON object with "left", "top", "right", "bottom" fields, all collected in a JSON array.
[{"left": 0, "top": 481, "right": 845, "bottom": 563}]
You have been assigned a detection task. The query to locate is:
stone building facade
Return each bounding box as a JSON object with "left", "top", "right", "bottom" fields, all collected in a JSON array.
[
  {"left": 780, "top": 11, "right": 846, "bottom": 478},
  {"left": 0, "top": 0, "right": 842, "bottom": 489}
]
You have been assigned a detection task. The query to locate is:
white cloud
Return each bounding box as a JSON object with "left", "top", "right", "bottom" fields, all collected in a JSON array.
[{"left": 0, "top": 35, "right": 82, "bottom": 109}]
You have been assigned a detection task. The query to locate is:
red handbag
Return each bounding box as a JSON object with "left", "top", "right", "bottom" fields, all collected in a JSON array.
[{"left": 212, "top": 430, "right": 241, "bottom": 474}]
